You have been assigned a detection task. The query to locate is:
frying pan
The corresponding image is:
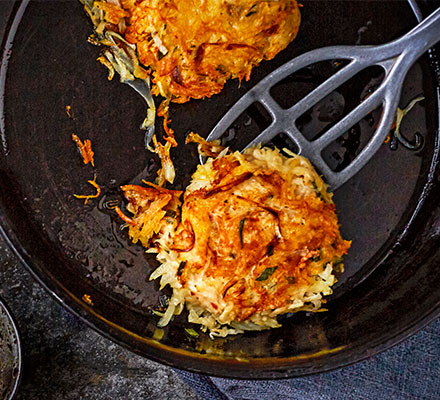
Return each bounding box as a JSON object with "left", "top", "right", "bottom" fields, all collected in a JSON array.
[{"left": 0, "top": 0, "right": 439, "bottom": 379}]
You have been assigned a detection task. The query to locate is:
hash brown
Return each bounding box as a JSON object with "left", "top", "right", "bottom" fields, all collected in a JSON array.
[
  {"left": 121, "top": 147, "right": 351, "bottom": 336},
  {"left": 92, "top": 0, "right": 301, "bottom": 103}
]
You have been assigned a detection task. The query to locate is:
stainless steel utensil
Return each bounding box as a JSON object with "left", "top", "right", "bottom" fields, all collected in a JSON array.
[{"left": 206, "top": 8, "right": 440, "bottom": 189}]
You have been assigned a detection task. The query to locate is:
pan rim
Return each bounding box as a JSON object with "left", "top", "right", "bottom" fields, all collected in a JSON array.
[{"left": 0, "top": 0, "right": 439, "bottom": 379}]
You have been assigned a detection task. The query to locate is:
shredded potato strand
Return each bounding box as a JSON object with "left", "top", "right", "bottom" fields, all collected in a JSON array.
[
  {"left": 142, "top": 179, "right": 183, "bottom": 195},
  {"left": 66, "top": 105, "right": 72, "bottom": 118},
  {"left": 114, "top": 206, "right": 136, "bottom": 225},
  {"left": 74, "top": 175, "right": 102, "bottom": 204},
  {"left": 72, "top": 133, "right": 95, "bottom": 166},
  {"left": 118, "top": 184, "right": 181, "bottom": 248},
  {"left": 162, "top": 116, "right": 177, "bottom": 147},
  {"left": 157, "top": 101, "right": 177, "bottom": 147},
  {"left": 185, "top": 132, "right": 225, "bottom": 157},
  {"left": 150, "top": 134, "right": 175, "bottom": 186}
]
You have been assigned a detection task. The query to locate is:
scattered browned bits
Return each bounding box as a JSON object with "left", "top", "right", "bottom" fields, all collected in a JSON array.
[
  {"left": 82, "top": 294, "right": 94, "bottom": 306},
  {"left": 74, "top": 175, "right": 102, "bottom": 205},
  {"left": 157, "top": 102, "right": 177, "bottom": 147},
  {"left": 161, "top": 115, "right": 177, "bottom": 147},
  {"left": 66, "top": 105, "right": 73, "bottom": 118},
  {"left": 72, "top": 133, "right": 95, "bottom": 166}
]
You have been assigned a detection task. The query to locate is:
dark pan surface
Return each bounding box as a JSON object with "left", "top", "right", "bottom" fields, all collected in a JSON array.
[{"left": 0, "top": 0, "right": 439, "bottom": 378}]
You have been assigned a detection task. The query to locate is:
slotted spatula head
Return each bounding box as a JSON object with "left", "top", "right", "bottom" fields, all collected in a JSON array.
[{"left": 205, "top": 7, "right": 440, "bottom": 189}]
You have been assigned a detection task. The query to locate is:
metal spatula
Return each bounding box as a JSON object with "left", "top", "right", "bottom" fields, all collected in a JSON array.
[{"left": 206, "top": 7, "right": 440, "bottom": 189}]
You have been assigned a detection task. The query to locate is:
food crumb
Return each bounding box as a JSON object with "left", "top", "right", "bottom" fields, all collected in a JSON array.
[
  {"left": 74, "top": 175, "right": 102, "bottom": 204},
  {"left": 82, "top": 294, "right": 94, "bottom": 306},
  {"left": 153, "top": 328, "right": 164, "bottom": 340},
  {"left": 66, "top": 105, "right": 73, "bottom": 118},
  {"left": 72, "top": 133, "right": 95, "bottom": 166}
]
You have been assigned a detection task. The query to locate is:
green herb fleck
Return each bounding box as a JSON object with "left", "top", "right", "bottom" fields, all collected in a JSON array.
[
  {"left": 332, "top": 257, "right": 343, "bottom": 267},
  {"left": 286, "top": 276, "right": 296, "bottom": 284},
  {"left": 165, "top": 209, "right": 177, "bottom": 218},
  {"left": 239, "top": 218, "right": 245, "bottom": 248},
  {"left": 256, "top": 266, "right": 278, "bottom": 281},
  {"left": 185, "top": 328, "right": 199, "bottom": 337},
  {"left": 311, "top": 252, "right": 321, "bottom": 262},
  {"left": 246, "top": 4, "right": 257, "bottom": 16},
  {"left": 267, "top": 244, "right": 274, "bottom": 257},
  {"left": 332, "top": 257, "right": 344, "bottom": 272},
  {"left": 229, "top": 253, "right": 236, "bottom": 259},
  {"left": 312, "top": 181, "right": 325, "bottom": 201},
  {"left": 177, "top": 261, "right": 186, "bottom": 276}
]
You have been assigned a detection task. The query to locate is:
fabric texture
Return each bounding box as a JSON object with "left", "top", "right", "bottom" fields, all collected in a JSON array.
[{"left": 177, "top": 317, "right": 440, "bottom": 400}]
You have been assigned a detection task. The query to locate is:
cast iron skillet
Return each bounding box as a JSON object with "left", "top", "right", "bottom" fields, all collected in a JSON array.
[{"left": 0, "top": 0, "right": 439, "bottom": 379}]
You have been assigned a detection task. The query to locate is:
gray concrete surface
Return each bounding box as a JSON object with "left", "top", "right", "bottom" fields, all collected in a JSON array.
[{"left": 0, "top": 235, "right": 202, "bottom": 400}]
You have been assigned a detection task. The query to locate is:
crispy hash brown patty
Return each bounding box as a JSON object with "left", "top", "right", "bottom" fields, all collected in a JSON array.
[
  {"left": 120, "top": 148, "right": 351, "bottom": 337},
  {"left": 96, "top": 0, "right": 301, "bottom": 103}
]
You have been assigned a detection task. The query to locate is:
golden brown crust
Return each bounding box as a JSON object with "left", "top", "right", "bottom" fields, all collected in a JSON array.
[
  {"left": 119, "top": 0, "right": 301, "bottom": 102},
  {"left": 175, "top": 162, "right": 350, "bottom": 321},
  {"left": 119, "top": 148, "right": 350, "bottom": 333}
]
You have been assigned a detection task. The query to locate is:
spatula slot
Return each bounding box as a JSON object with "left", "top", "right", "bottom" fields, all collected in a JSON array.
[
  {"left": 296, "top": 66, "right": 384, "bottom": 142},
  {"left": 269, "top": 60, "right": 349, "bottom": 110}
]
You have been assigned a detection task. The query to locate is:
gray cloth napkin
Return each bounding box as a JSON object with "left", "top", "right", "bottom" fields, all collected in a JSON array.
[{"left": 177, "top": 317, "right": 440, "bottom": 400}]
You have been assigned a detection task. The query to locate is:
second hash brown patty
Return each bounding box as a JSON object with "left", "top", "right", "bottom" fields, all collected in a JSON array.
[{"left": 94, "top": 0, "right": 301, "bottom": 103}]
